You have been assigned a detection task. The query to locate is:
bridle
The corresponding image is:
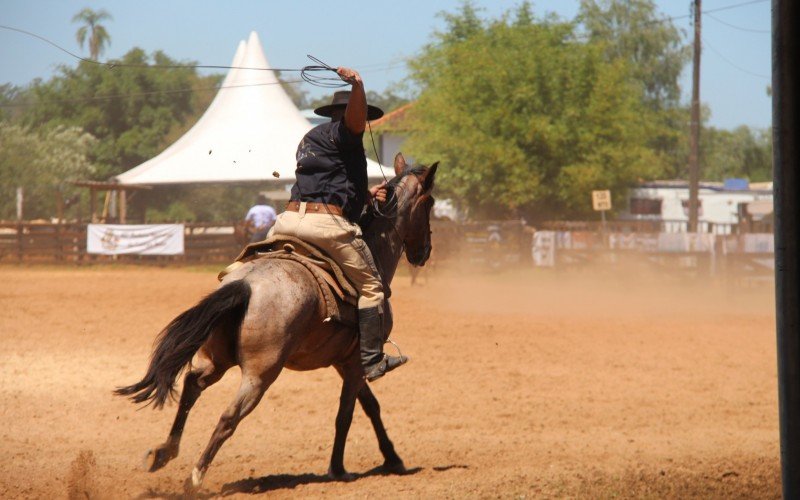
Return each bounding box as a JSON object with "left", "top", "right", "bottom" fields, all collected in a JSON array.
[
  {"left": 369, "top": 172, "right": 433, "bottom": 264},
  {"left": 369, "top": 182, "right": 405, "bottom": 253}
]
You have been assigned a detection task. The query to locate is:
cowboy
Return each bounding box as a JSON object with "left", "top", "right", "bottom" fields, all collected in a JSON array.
[
  {"left": 244, "top": 194, "right": 277, "bottom": 243},
  {"left": 269, "top": 67, "right": 407, "bottom": 382}
]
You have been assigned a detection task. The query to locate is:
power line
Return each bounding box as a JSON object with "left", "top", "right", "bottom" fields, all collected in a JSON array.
[
  {"left": 0, "top": 0, "right": 769, "bottom": 106},
  {"left": 630, "top": 0, "right": 770, "bottom": 27},
  {"left": 703, "top": 0, "right": 769, "bottom": 15},
  {"left": 705, "top": 13, "right": 769, "bottom": 33},
  {"left": 0, "top": 24, "right": 407, "bottom": 76},
  {"left": 0, "top": 24, "right": 311, "bottom": 73},
  {"left": 702, "top": 36, "right": 771, "bottom": 80},
  {"left": 0, "top": 79, "right": 293, "bottom": 109},
  {"left": 0, "top": 61, "right": 406, "bottom": 109},
  {"left": 572, "top": 0, "right": 770, "bottom": 39},
  {"left": 4, "top": 0, "right": 769, "bottom": 71}
]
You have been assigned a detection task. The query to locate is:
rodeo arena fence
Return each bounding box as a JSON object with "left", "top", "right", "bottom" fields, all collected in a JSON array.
[{"left": 0, "top": 219, "right": 775, "bottom": 282}]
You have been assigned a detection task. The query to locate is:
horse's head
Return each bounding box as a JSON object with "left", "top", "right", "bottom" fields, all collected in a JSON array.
[{"left": 381, "top": 153, "right": 439, "bottom": 267}]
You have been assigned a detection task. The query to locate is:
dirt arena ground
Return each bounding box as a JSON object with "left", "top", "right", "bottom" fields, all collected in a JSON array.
[{"left": 0, "top": 262, "right": 781, "bottom": 498}]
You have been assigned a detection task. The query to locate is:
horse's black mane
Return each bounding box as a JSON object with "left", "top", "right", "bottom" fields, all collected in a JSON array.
[{"left": 387, "top": 166, "right": 427, "bottom": 188}]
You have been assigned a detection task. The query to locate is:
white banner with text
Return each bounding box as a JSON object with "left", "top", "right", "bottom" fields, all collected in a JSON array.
[{"left": 87, "top": 224, "right": 184, "bottom": 255}]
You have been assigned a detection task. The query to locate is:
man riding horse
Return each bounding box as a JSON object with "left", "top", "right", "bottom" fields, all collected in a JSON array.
[{"left": 269, "top": 67, "right": 407, "bottom": 382}]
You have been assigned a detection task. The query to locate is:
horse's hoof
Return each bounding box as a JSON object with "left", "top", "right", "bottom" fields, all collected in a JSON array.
[
  {"left": 143, "top": 445, "right": 176, "bottom": 472},
  {"left": 182, "top": 475, "right": 201, "bottom": 498},
  {"left": 327, "top": 467, "right": 354, "bottom": 482},
  {"left": 382, "top": 459, "right": 407, "bottom": 475},
  {"left": 191, "top": 467, "right": 205, "bottom": 488}
]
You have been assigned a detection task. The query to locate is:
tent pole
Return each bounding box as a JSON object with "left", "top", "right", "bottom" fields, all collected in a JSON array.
[
  {"left": 120, "top": 190, "right": 127, "bottom": 224},
  {"left": 90, "top": 188, "right": 97, "bottom": 223}
]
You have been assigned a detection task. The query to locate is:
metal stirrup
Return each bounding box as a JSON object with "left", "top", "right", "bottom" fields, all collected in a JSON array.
[{"left": 385, "top": 338, "right": 404, "bottom": 358}]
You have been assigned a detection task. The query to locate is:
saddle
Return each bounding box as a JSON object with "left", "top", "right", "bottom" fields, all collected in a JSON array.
[{"left": 218, "top": 235, "right": 358, "bottom": 326}]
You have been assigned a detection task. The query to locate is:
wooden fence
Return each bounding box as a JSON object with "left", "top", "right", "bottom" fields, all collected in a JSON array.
[
  {"left": 0, "top": 220, "right": 775, "bottom": 284},
  {"left": 0, "top": 222, "right": 242, "bottom": 264},
  {"left": 0, "top": 221, "right": 469, "bottom": 265}
]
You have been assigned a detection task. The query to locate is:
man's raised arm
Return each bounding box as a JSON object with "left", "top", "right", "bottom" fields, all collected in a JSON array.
[{"left": 338, "top": 67, "right": 367, "bottom": 135}]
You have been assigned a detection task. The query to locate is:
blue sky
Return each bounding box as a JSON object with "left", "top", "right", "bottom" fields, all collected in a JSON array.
[{"left": 1, "top": 0, "right": 772, "bottom": 129}]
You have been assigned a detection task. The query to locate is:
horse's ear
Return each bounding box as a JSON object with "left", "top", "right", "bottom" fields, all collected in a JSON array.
[
  {"left": 421, "top": 161, "right": 439, "bottom": 192},
  {"left": 394, "top": 152, "right": 407, "bottom": 176}
]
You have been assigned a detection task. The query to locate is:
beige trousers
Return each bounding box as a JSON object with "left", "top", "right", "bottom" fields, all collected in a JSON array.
[{"left": 269, "top": 205, "right": 384, "bottom": 309}]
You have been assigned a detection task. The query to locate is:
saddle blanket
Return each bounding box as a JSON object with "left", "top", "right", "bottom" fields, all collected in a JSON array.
[{"left": 218, "top": 235, "right": 357, "bottom": 326}]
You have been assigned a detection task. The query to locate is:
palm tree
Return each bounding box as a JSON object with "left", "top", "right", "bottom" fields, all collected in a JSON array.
[{"left": 72, "top": 8, "right": 112, "bottom": 61}]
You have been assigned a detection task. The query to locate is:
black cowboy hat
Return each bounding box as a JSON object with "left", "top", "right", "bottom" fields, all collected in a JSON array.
[{"left": 314, "top": 91, "right": 384, "bottom": 121}]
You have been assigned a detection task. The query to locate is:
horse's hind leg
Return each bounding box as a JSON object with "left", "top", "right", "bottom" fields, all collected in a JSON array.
[
  {"left": 328, "top": 360, "right": 364, "bottom": 480},
  {"left": 145, "top": 345, "right": 232, "bottom": 472},
  {"left": 189, "top": 365, "right": 279, "bottom": 489},
  {"left": 357, "top": 383, "right": 405, "bottom": 472}
]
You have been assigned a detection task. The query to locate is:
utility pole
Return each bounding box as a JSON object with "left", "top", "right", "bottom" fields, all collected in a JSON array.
[
  {"left": 688, "top": 0, "right": 701, "bottom": 233},
  {"left": 773, "top": 0, "right": 800, "bottom": 494}
]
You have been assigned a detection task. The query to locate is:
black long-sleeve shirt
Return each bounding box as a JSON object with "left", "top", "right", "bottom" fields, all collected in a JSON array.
[{"left": 289, "top": 120, "right": 367, "bottom": 223}]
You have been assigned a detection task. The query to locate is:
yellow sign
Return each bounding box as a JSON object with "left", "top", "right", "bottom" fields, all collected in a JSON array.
[{"left": 592, "top": 190, "right": 612, "bottom": 211}]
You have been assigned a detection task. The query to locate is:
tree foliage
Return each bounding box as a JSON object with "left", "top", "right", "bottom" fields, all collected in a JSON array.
[
  {"left": 579, "top": 0, "right": 691, "bottom": 181},
  {"left": 578, "top": 0, "right": 689, "bottom": 110},
  {"left": 136, "top": 185, "right": 265, "bottom": 223},
  {"left": 0, "top": 84, "right": 26, "bottom": 123},
  {"left": 0, "top": 123, "right": 96, "bottom": 219},
  {"left": 72, "top": 8, "right": 113, "bottom": 61},
  {"left": 305, "top": 89, "right": 410, "bottom": 115},
  {"left": 275, "top": 70, "right": 309, "bottom": 109},
  {"left": 701, "top": 126, "right": 772, "bottom": 182},
  {"left": 406, "top": 3, "right": 660, "bottom": 220},
  {"left": 21, "top": 49, "right": 208, "bottom": 178}
]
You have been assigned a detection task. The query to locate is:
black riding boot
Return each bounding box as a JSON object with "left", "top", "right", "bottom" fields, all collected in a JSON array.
[{"left": 359, "top": 306, "right": 407, "bottom": 382}]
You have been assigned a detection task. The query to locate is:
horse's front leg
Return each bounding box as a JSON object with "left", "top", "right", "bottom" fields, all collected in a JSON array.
[
  {"left": 357, "top": 382, "right": 405, "bottom": 473},
  {"left": 329, "top": 359, "right": 365, "bottom": 480}
]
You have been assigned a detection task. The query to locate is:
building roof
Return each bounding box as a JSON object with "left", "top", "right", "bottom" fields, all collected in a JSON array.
[
  {"left": 115, "top": 32, "right": 392, "bottom": 185},
  {"left": 369, "top": 103, "right": 414, "bottom": 131},
  {"left": 638, "top": 179, "right": 773, "bottom": 193}
]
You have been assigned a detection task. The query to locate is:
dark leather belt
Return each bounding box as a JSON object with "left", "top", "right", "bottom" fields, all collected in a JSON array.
[{"left": 285, "top": 201, "right": 343, "bottom": 217}]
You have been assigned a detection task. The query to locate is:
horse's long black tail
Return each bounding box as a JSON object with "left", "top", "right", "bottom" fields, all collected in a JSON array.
[{"left": 115, "top": 280, "right": 251, "bottom": 409}]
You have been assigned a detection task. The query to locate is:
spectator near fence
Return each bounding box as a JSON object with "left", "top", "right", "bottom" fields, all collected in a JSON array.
[{"left": 244, "top": 194, "right": 276, "bottom": 243}]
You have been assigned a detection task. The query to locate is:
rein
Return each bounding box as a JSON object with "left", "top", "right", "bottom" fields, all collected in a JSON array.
[{"left": 368, "top": 188, "right": 405, "bottom": 254}]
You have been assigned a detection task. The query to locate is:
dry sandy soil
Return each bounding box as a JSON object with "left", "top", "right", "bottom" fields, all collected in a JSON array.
[{"left": 0, "top": 262, "right": 781, "bottom": 498}]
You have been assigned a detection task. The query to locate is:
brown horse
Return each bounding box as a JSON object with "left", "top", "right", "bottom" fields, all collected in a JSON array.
[{"left": 115, "top": 153, "right": 438, "bottom": 490}]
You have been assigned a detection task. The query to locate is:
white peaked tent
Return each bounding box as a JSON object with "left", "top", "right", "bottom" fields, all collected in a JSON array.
[{"left": 115, "top": 32, "right": 393, "bottom": 186}]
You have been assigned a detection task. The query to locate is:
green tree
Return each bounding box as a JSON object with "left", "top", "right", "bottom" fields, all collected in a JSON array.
[
  {"left": 435, "top": 1, "right": 485, "bottom": 45},
  {"left": 365, "top": 90, "right": 410, "bottom": 115},
  {"left": 138, "top": 184, "right": 261, "bottom": 223},
  {"left": 0, "top": 123, "right": 96, "bottom": 219},
  {"left": 276, "top": 70, "right": 309, "bottom": 108},
  {"left": 579, "top": 0, "right": 691, "bottom": 180},
  {"left": 72, "top": 8, "right": 113, "bottom": 61},
  {"left": 578, "top": 0, "right": 689, "bottom": 110},
  {"left": 701, "top": 126, "right": 772, "bottom": 182},
  {"left": 406, "top": 4, "right": 659, "bottom": 220},
  {"left": 306, "top": 89, "right": 410, "bottom": 115},
  {"left": 0, "top": 84, "right": 26, "bottom": 123},
  {"left": 22, "top": 48, "right": 201, "bottom": 178}
]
